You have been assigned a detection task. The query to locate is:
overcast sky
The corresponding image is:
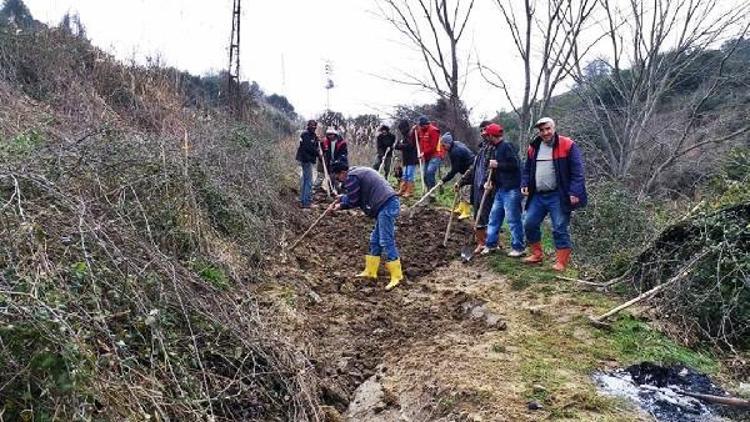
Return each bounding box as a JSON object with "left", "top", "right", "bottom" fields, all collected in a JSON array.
[
  {"left": 21, "top": 1, "right": 743, "bottom": 124},
  {"left": 23, "top": 0, "right": 530, "bottom": 123}
]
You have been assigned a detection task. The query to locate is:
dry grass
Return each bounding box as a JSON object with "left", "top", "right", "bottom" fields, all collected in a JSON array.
[{"left": 0, "top": 24, "right": 322, "bottom": 421}]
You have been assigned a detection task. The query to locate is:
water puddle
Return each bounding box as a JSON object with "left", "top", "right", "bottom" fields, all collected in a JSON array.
[{"left": 593, "top": 362, "right": 747, "bottom": 421}]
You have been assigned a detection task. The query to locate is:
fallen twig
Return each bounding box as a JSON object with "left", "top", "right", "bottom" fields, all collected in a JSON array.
[
  {"left": 588, "top": 251, "right": 708, "bottom": 326},
  {"left": 557, "top": 271, "right": 630, "bottom": 288}
]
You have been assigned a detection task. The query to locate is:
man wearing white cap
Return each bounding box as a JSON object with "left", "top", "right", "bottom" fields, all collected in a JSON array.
[{"left": 521, "top": 117, "right": 587, "bottom": 271}]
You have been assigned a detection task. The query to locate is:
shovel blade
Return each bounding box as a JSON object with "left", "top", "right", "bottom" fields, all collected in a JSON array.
[{"left": 460, "top": 245, "right": 475, "bottom": 262}]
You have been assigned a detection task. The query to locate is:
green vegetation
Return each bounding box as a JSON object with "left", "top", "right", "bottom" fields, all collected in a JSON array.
[
  {"left": 486, "top": 244, "right": 721, "bottom": 418},
  {"left": 603, "top": 317, "right": 718, "bottom": 373},
  {"left": 191, "top": 259, "right": 230, "bottom": 290},
  {"left": 0, "top": 129, "right": 43, "bottom": 159}
]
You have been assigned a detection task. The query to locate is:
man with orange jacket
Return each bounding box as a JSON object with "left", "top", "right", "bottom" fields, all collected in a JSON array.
[{"left": 415, "top": 115, "right": 443, "bottom": 191}]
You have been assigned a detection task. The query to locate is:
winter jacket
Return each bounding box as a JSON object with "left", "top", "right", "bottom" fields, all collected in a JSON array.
[
  {"left": 490, "top": 139, "right": 521, "bottom": 190},
  {"left": 340, "top": 167, "right": 398, "bottom": 218},
  {"left": 459, "top": 140, "right": 497, "bottom": 207},
  {"left": 320, "top": 135, "right": 348, "bottom": 168},
  {"left": 395, "top": 128, "right": 419, "bottom": 166},
  {"left": 416, "top": 124, "right": 441, "bottom": 161},
  {"left": 296, "top": 129, "right": 319, "bottom": 164},
  {"left": 441, "top": 137, "right": 475, "bottom": 184},
  {"left": 522, "top": 133, "right": 587, "bottom": 211},
  {"left": 376, "top": 132, "right": 396, "bottom": 156}
]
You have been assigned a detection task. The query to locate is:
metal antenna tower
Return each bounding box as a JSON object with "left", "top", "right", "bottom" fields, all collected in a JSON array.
[
  {"left": 324, "top": 60, "right": 334, "bottom": 110},
  {"left": 227, "top": 0, "right": 241, "bottom": 114}
]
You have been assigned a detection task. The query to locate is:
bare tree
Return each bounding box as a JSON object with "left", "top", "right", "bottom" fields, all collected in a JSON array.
[
  {"left": 479, "top": 0, "right": 597, "bottom": 141},
  {"left": 570, "top": 0, "right": 750, "bottom": 198},
  {"left": 377, "top": 0, "right": 476, "bottom": 144}
]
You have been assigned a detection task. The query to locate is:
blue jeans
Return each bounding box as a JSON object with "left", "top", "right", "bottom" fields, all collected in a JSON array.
[
  {"left": 425, "top": 157, "right": 442, "bottom": 189},
  {"left": 486, "top": 188, "right": 524, "bottom": 251},
  {"left": 524, "top": 192, "right": 572, "bottom": 249},
  {"left": 299, "top": 161, "right": 313, "bottom": 206},
  {"left": 370, "top": 196, "right": 400, "bottom": 261},
  {"left": 402, "top": 164, "right": 416, "bottom": 182}
]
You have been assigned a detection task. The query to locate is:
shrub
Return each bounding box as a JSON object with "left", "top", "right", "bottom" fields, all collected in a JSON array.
[
  {"left": 571, "top": 181, "right": 656, "bottom": 279},
  {"left": 628, "top": 202, "right": 750, "bottom": 351},
  {"left": 0, "top": 19, "right": 319, "bottom": 421}
]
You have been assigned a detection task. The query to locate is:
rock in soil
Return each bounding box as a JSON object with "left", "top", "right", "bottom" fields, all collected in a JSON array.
[{"left": 527, "top": 401, "right": 544, "bottom": 410}]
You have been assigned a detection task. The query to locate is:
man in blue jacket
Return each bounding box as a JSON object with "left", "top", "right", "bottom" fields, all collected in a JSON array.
[
  {"left": 330, "top": 161, "right": 403, "bottom": 291},
  {"left": 295, "top": 120, "right": 319, "bottom": 208},
  {"left": 483, "top": 124, "right": 524, "bottom": 257},
  {"left": 521, "top": 117, "right": 587, "bottom": 271},
  {"left": 440, "top": 132, "right": 474, "bottom": 219}
]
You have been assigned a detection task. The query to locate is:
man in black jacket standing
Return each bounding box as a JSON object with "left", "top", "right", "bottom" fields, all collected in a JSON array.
[
  {"left": 373, "top": 125, "right": 396, "bottom": 178},
  {"left": 395, "top": 119, "right": 419, "bottom": 198},
  {"left": 296, "top": 120, "right": 319, "bottom": 208},
  {"left": 482, "top": 123, "right": 525, "bottom": 257},
  {"left": 440, "top": 132, "right": 474, "bottom": 219}
]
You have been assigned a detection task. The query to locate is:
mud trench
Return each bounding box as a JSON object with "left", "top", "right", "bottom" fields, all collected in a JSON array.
[{"left": 291, "top": 204, "right": 504, "bottom": 419}]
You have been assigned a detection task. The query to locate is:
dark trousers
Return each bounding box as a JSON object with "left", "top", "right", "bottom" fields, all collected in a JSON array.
[{"left": 373, "top": 153, "right": 392, "bottom": 178}]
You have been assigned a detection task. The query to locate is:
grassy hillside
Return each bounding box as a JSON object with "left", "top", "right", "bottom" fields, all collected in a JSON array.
[{"left": 0, "top": 16, "right": 323, "bottom": 421}]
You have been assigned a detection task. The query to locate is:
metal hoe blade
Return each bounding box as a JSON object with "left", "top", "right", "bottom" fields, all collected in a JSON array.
[{"left": 460, "top": 245, "right": 475, "bottom": 262}]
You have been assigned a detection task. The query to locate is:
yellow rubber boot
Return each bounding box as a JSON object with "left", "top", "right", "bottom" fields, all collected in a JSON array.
[
  {"left": 356, "top": 255, "right": 380, "bottom": 279},
  {"left": 457, "top": 201, "right": 472, "bottom": 220},
  {"left": 384, "top": 259, "right": 404, "bottom": 291}
]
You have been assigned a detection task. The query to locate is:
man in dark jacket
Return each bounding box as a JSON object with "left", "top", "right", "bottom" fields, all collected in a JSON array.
[
  {"left": 483, "top": 124, "right": 524, "bottom": 257},
  {"left": 395, "top": 119, "right": 419, "bottom": 198},
  {"left": 457, "top": 122, "right": 499, "bottom": 253},
  {"left": 521, "top": 117, "right": 587, "bottom": 271},
  {"left": 373, "top": 125, "right": 396, "bottom": 178},
  {"left": 330, "top": 162, "right": 403, "bottom": 291},
  {"left": 440, "top": 132, "right": 474, "bottom": 219},
  {"left": 295, "top": 120, "right": 319, "bottom": 208}
]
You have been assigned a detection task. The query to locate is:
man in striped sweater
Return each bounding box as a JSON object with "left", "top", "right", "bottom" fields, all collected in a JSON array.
[{"left": 330, "top": 161, "right": 404, "bottom": 291}]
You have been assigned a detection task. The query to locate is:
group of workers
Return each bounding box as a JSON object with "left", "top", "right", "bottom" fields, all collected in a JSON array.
[{"left": 295, "top": 115, "right": 587, "bottom": 291}]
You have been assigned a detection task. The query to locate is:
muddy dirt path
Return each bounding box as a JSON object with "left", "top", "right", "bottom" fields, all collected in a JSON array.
[{"left": 278, "top": 203, "right": 646, "bottom": 421}]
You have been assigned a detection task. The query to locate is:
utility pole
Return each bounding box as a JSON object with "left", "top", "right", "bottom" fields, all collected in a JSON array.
[{"left": 227, "top": 0, "right": 241, "bottom": 115}]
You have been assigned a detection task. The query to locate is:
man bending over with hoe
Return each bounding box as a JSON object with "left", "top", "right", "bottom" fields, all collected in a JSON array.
[{"left": 329, "top": 161, "right": 404, "bottom": 291}]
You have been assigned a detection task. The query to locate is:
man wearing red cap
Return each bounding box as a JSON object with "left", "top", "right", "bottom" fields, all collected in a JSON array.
[
  {"left": 483, "top": 123, "right": 524, "bottom": 257},
  {"left": 457, "top": 122, "right": 504, "bottom": 253},
  {"left": 521, "top": 117, "right": 587, "bottom": 271}
]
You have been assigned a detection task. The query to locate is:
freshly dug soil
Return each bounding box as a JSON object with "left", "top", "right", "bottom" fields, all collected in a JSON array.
[{"left": 288, "top": 202, "right": 488, "bottom": 413}]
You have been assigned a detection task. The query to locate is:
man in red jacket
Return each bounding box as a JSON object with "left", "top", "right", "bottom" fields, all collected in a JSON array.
[{"left": 415, "top": 115, "right": 442, "bottom": 191}]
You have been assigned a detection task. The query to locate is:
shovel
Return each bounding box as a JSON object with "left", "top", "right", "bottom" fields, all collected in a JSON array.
[
  {"left": 408, "top": 181, "right": 443, "bottom": 218},
  {"left": 461, "top": 169, "right": 495, "bottom": 262},
  {"left": 318, "top": 142, "right": 337, "bottom": 197},
  {"left": 288, "top": 201, "right": 336, "bottom": 252},
  {"left": 442, "top": 187, "right": 461, "bottom": 247},
  {"left": 414, "top": 126, "right": 427, "bottom": 193},
  {"left": 377, "top": 146, "right": 393, "bottom": 175}
]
